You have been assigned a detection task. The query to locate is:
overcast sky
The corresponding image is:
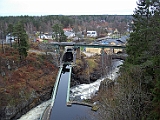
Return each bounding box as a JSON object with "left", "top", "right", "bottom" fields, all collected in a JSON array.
[{"left": 0, "top": 0, "right": 137, "bottom": 16}]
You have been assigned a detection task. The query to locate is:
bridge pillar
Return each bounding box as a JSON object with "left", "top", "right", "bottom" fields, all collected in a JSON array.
[
  {"left": 101, "top": 48, "right": 105, "bottom": 77},
  {"left": 76, "top": 47, "right": 81, "bottom": 59}
]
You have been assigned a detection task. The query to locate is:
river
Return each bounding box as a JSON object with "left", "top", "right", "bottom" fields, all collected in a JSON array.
[{"left": 18, "top": 59, "right": 123, "bottom": 120}]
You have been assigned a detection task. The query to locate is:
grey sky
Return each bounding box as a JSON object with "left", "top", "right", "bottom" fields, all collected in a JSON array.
[{"left": 0, "top": 0, "right": 137, "bottom": 16}]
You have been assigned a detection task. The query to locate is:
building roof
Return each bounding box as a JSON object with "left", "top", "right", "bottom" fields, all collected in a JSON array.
[
  {"left": 63, "top": 28, "right": 73, "bottom": 32},
  {"left": 64, "top": 31, "right": 75, "bottom": 38}
]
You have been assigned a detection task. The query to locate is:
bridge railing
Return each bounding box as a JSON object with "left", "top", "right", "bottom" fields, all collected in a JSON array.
[
  {"left": 48, "top": 42, "right": 126, "bottom": 49},
  {"left": 51, "top": 67, "right": 63, "bottom": 106},
  {"left": 66, "top": 66, "right": 72, "bottom": 105}
]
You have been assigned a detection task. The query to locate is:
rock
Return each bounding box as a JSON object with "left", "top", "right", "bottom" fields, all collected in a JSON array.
[
  {"left": 99, "top": 78, "right": 115, "bottom": 91},
  {"left": 91, "top": 105, "right": 100, "bottom": 111},
  {"left": 0, "top": 107, "right": 6, "bottom": 120},
  {"left": 71, "top": 54, "right": 102, "bottom": 86},
  {"left": 0, "top": 86, "right": 53, "bottom": 120}
]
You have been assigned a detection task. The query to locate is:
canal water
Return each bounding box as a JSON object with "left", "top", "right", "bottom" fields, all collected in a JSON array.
[
  {"left": 49, "top": 65, "right": 96, "bottom": 120},
  {"left": 18, "top": 59, "right": 123, "bottom": 120}
]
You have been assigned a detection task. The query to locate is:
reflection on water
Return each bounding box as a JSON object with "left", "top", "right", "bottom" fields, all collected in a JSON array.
[{"left": 50, "top": 104, "right": 96, "bottom": 120}]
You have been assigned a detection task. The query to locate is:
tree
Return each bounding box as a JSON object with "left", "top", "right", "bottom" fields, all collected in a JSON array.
[
  {"left": 6, "top": 24, "right": 14, "bottom": 47},
  {"left": 13, "top": 21, "right": 29, "bottom": 60},
  {"left": 127, "top": 0, "right": 152, "bottom": 65},
  {"left": 7, "top": 24, "right": 14, "bottom": 34},
  {"left": 52, "top": 24, "right": 67, "bottom": 42},
  {"left": 123, "top": 0, "right": 160, "bottom": 119},
  {"left": 149, "top": 0, "right": 160, "bottom": 119}
]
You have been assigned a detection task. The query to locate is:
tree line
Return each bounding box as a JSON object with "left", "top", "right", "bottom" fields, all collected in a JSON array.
[
  {"left": 0, "top": 15, "right": 74, "bottom": 38},
  {"left": 0, "top": 15, "right": 133, "bottom": 39}
]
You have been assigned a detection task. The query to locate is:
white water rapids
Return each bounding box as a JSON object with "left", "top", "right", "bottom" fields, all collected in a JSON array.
[
  {"left": 18, "top": 59, "right": 123, "bottom": 120},
  {"left": 70, "top": 59, "right": 123, "bottom": 100}
]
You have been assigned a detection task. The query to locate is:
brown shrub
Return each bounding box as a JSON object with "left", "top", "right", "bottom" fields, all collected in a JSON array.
[{"left": 27, "top": 66, "right": 35, "bottom": 72}]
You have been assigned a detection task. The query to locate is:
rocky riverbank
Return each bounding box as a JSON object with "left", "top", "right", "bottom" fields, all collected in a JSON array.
[
  {"left": 71, "top": 53, "right": 102, "bottom": 86},
  {"left": 0, "top": 87, "right": 52, "bottom": 120}
]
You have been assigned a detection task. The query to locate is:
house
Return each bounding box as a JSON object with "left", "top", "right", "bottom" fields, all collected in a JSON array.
[
  {"left": 87, "top": 31, "right": 97, "bottom": 38},
  {"left": 63, "top": 27, "right": 73, "bottom": 32},
  {"left": 38, "top": 34, "right": 48, "bottom": 39},
  {"left": 106, "top": 28, "right": 113, "bottom": 35},
  {"left": 6, "top": 34, "right": 15, "bottom": 43},
  {"left": 114, "top": 28, "right": 119, "bottom": 34},
  {"left": 44, "top": 32, "right": 53, "bottom": 39},
  {"left": 64, "top": 31, "right": 75, "bottom": 39},
  {"left": 38, "top": 33, "right": 53, "bottom": 40}
]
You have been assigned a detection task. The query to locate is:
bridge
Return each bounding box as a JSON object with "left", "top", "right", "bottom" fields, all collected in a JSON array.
[
  {"left": 48, "top": 42, "right": 126, "bottom": 49},
  {"left": 45, "top": 42, "right": 126, "bottom": 61}
]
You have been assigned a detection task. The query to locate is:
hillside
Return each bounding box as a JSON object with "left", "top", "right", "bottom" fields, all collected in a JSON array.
[{"left": 0, "top": 43, "right": 59, "bottom": 119}]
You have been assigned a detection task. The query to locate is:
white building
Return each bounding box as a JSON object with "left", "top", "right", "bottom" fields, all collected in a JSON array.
[
  {"left": 6, "top": 34, "right": 15, "bottom": 43},
  {"left": 87, "top": 31, "right": 97, "bottom": 38},
  {"left": 64, "top": 31, "right": 75, "bottom": 39}
]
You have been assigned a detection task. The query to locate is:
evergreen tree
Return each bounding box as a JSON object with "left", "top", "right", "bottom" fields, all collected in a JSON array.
[
  {"left": 149, "top": 0, "right": 160, "bottom": 119},
  {"left": 7, "top": 24, "right": 14, "bottom": 34},
  {"left": 52, "top": 24, "right": 67, "bottom": 42},
  {"left": 127, "top": 0, "right": 151, "bottom": 65},
  {"left": 13, "top": 21, "right": 29, "bottom": 60},
  {"left": 124, "top": 0, "right": 160, "bottom": 119},
  {"left": 7, "top": 24, "right": 14, "bottom": 47}
]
